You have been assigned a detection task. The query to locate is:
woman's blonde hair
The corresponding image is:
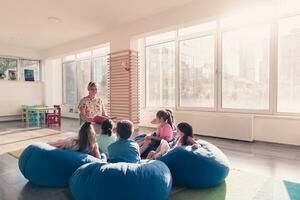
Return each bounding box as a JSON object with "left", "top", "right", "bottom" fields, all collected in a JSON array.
[{"left": 87, "top": 81, "right": 97, "bottom": 90}]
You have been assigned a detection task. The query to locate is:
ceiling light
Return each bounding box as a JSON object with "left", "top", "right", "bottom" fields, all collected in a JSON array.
[{"left": 47, "top": 17, "right": 62, "bottom": 23}]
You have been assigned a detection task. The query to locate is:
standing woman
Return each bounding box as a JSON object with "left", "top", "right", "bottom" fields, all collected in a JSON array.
[{"left": 78, "top": 81, "right": 107, "bottom": 123}]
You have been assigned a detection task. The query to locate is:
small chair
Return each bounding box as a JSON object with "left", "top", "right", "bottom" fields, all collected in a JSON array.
[
  {"left": 21, "top": 105, "right": 27, "bottom": 122},
  {"left": 46, "top": 105, "right": 61, "bottom": 127},
  {"left": 27, "top": 106, "right": 38, "bottom": 126}
]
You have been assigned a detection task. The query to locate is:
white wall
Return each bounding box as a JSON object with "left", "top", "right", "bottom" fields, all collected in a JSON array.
[
  {"left": 41, "top": 0, "right": 273, "bottom": 57},
  {"left": 0, "top": 81, "right": 44, "bottom": 118},
  {"left": 140, "top": 111, "right": 300, "bottom": 146},
  {"left": 254, "top": 116, "right": 300, "bottom": 146},
  {"left": 0, "top": 44, "right": 41, "bottom": 59},
  {"left": 40, "top": 0, "right": 300, "bottom": 146},
  {"left": 44, "top": 59, "right": 62, "bottom": 106},
  {"left": 0, "top": 45, "right": 43, "bottom": 120}
]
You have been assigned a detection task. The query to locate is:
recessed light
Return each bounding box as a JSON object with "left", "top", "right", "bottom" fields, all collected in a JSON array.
[{"left": 47, "top": 17, "right": 62, "bottom": 23}]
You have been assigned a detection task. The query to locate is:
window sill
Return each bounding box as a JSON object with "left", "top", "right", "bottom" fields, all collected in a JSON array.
[{"left": 0, "top": 79, "right": 43, "bottom": 83}]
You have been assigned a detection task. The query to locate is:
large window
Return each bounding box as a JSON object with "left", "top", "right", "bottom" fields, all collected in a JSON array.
[
  {"left": 20, "top": 59, "right": 40, "bottom": 81},
  {"left": 146, "top": 42, "right": 175, "bottom": 107},
  {"left": 93, "top": 56, "right": 108, "bottom": 104},
  {"left": 0, "top": 57, "right": 18, "bottom": 80},
  {"left": 221, "top": 25, "right": 270, "bottom": 110},
  {"left": 145, "top": 25, "right": 216, "bottom": 109},
  {"left": 277, "top": 15, "right": 300, "bottom": 113},
  {"left": 77, "top": 60, "right": 92, "bottom": 102},
  {"left": 142, "top": 2, "right": 300, "bottom": 115},
  {"left": 62, "top": 45, "right": 110, "bottom": 105},
  {"left": 0, "top": 57, "right": 40, "bottom": 81},
  {"left": 179, "top": 35, "right": 215, "bottom": 108},
  {"left": 63, "top": 62, "right": 77, "bottom": 105}
]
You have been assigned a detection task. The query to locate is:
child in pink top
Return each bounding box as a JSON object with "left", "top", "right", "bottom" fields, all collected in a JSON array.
[
  {"left": 147, "top": 122, "right": 200, "bottom": 159},
  {"left": 138, "top": 109, "right": 175, "bottom": 156},
  {"left": 156, "top": 122, "right": 174, "bottom": 142}
]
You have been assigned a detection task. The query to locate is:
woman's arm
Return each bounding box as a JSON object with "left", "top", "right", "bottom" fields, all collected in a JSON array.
[{"left": 79, "top": 106, "right": 93, "bottom": 122}]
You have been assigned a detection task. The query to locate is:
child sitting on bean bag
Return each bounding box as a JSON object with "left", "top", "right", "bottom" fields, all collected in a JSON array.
[
  {"left": 61, "top": 122, "right": 101, "bottom": 159},
  {"left": 147, "top": 122, "right": 199, "bottom": 159},
  {"left": 108, "top": 120, "right": 140, "bottom": 163},
  {"left": 138, "top": 109, "right": 175, "bottom": 157},
  {"left": 96, "top": 119, "right": 117, "bottom": 157}
]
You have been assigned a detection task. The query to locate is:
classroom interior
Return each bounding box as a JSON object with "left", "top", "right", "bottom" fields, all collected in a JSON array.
[{"left": 0, "top": 0, "right": 300, "bottom": 199}]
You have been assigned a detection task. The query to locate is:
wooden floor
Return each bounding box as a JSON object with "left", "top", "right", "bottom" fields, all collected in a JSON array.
[{"left": 0, "top": 118, "right": 300, "bottom": 200}]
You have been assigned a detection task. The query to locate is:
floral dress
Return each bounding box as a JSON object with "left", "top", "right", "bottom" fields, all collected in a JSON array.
[{"left": 78, "top": 96, "right": 106, "bottom": 119}]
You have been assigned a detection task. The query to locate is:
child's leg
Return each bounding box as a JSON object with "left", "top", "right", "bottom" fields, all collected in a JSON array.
[
  {"left": 139, "top": 139, "right": 151, "bottom": 154},
  {"left": 137, "top": 138, "right": 145, "bottom": 146},
  {"left": 154, "top": 140, "right": 170, "bottom": 159},
  {"left": 153, "top": 143, "right": 162, "bottom": 154},
  {"left": 146, "top": 151, "right": 156, "bottom": 159},
  {"left": 147, "top": 149, "right": 163, "bottom": 160},
  {"left": 146, "top": 142, "right": 163, "bottom": 159}
]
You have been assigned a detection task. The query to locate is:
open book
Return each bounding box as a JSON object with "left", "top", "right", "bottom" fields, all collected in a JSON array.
[{"left": 93, "top": 116, "right": 117, "bottom": 124}]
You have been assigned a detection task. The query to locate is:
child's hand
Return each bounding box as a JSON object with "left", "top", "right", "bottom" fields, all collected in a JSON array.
[
  {"left": 192, "top": 143, "right": 200, "bottom": 149},
  {"left": 145, "top": 136, "right": 152, "bottom": 140}
]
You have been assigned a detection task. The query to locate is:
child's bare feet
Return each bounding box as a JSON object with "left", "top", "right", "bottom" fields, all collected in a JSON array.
[
  {"left": 147, "top": 151, "right": 156, "bottom": 159},
  {"left": 192, "top": 143, "right": 201, "bottom": 149}
]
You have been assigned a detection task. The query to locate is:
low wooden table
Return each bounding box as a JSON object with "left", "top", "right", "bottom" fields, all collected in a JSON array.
[{"left": 27, "top": 106, "right": 54, "bottom": 127}]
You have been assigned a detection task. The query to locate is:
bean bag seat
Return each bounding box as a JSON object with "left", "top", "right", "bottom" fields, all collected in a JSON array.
[
  {"left": 18, "top": 142, "right": 99, "bottom": 187},
  {"left": 159, "top": 139, "right": 230, "bottom": 188},
  {"left": 69, "top": 160, "right": 172, "bottom": 200}
]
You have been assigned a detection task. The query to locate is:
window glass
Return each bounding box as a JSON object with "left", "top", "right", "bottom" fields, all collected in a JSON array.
[
  {"left": 63, "top": 62, "right": 77, "bottom": 105},
  {"left": 179, "top": 35, "right": 215, "bottom": 107},
  {"left": 277, "top": 16, "right": 300, "bottom": 113},
  {"left": 0, "top": 57, "right": 18, "bottom": 80},
  {"left": 146, "top": 42, "right": 175, "bottom": 107},
  {"left": 222, "top": 25, "right": 270, "bottom": 110}
]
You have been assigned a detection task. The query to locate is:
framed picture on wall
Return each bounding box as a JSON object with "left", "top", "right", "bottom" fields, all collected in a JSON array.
[
  {"left": 24, "top": 69, "right": 34, "bottom": 81},
  {"left": 8, "top": 70, "right": 17, "bottom": 80}
]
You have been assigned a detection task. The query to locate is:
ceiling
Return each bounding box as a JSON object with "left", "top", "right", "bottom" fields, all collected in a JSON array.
[{"left": 0, "top": 0, "right": 197, "bottom": 50}]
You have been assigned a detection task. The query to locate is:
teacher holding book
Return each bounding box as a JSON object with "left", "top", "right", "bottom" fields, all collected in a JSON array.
[{"left": 78, "top": 81, "right": 108, "bottom": 123}]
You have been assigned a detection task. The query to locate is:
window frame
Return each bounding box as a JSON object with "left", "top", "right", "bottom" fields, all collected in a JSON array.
[
  {"left": 62, "top": 60, "right": 77, "bottom": 106},
  {"left": 143, "top": 27, "right": 219, "bottom": 111},
  {"left": 0, "top": 55, "right": 41, "bottom": 82},
  {"left": 141, "top": 8, "right": 300, "bottom": 116},
  {"left": 19, "top": 59, "right": 41, "bottom": 81},
  {"left": 144, "top": 40, "right": 176, "bottom": 109},
  {"left": 91, "top": 55, "right": 109, "bottom": 106},
  {"left": 275, "top": 14, "right": 300, "bottom": 115},
  {"left": 218, "top": 23, "right": 273, "bottom": 114},
  {"left": 62, "top": 45, "right": 110, "bottom": 106},
  {"left": 177, "top": 32, "right": 218, "bottom": 112}
]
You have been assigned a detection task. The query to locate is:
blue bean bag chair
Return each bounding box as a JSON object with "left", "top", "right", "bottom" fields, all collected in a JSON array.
[
  {"left": 70, "top": 160, "right": 172, "bottom": 200},
  {"left": 159, "top": 139, "right": 230, "bottom": 188},
  {"left": 18, "top": 142, "right": 99, "bottom": 187}
]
